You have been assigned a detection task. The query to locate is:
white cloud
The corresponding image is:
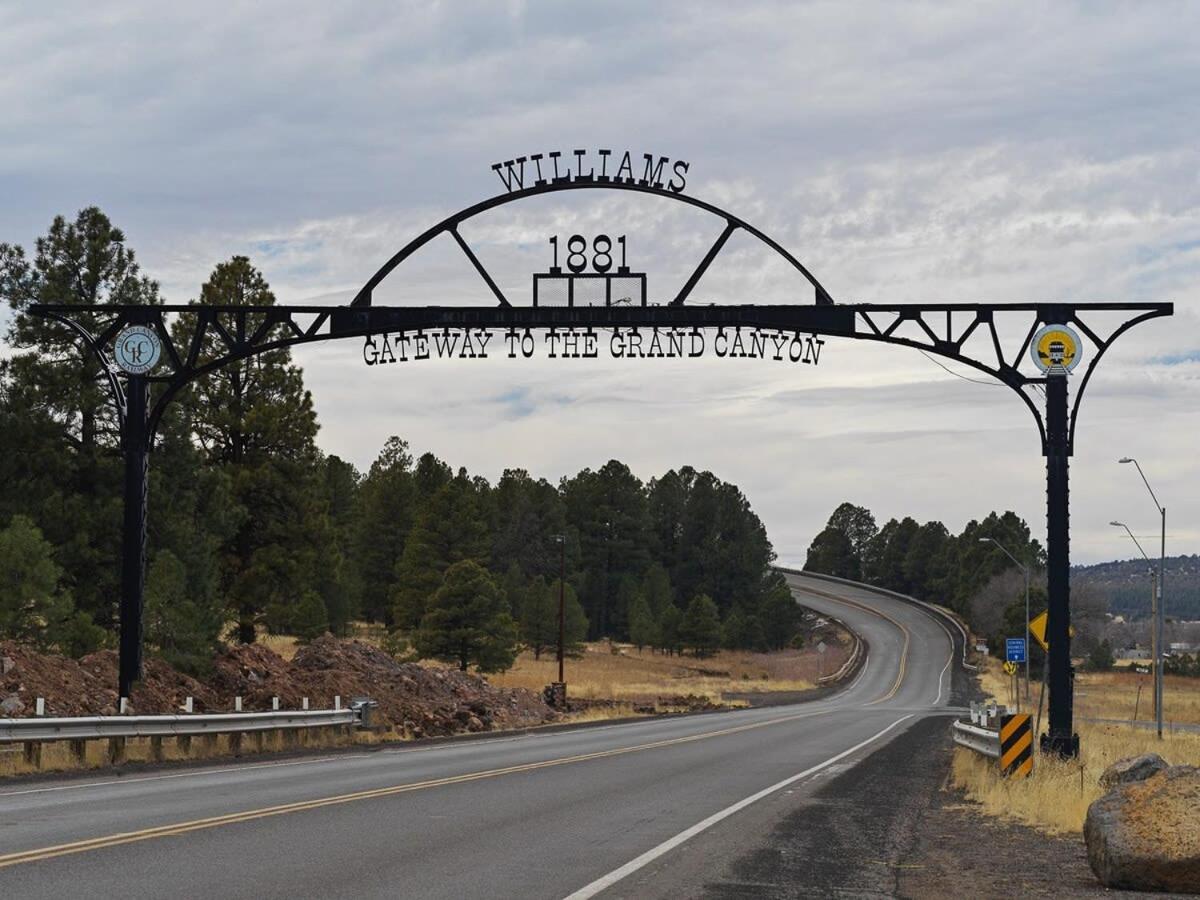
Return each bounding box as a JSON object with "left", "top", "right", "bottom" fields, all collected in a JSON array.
[{"left": 1, "top": 1, "right": 1198, "bottom": 564}]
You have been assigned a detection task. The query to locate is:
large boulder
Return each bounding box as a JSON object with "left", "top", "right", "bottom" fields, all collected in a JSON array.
[
  {"left": 1085, "top": 764, "right": 1200, "bottom": 893},
  {"left": 1099, "top": 753, "right": 1169, "bottom": 790}
]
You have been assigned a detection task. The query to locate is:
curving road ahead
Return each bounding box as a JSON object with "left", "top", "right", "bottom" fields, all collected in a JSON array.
[{"left": 0, "top": 573, "right": 967, "bottom": 899}]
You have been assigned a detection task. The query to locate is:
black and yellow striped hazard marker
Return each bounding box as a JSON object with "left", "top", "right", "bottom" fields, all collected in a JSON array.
[{"left": 999, "top": 713, "right": 1033, "bottom": 778}]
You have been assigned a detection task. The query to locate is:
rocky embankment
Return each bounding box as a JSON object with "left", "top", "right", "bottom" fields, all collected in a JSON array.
[{"left": 0, "top": 637, "right": 558, "bottom": 738}]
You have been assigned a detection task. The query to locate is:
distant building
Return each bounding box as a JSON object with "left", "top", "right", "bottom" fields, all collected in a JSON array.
[{"left": 1118, "top": 647, "right": 1151, "bottom": 660}]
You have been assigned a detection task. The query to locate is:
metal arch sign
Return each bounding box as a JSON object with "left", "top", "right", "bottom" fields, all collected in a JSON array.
[
  {"left": 24, "top": 148, "right": 1174, "bottom": 741},
  {"left": 113, "top": 325, "right": 162, "bottom": 375},
  {"left": 1030, "top": 324, "right": 1081, "bottom": 375}
]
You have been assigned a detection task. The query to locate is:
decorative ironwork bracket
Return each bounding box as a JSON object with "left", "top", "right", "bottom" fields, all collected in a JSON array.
[{"left": 29, "top": 300, "right": 1171, "bottom": 456}]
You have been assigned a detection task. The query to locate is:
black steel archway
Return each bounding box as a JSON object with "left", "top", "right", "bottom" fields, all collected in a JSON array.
[{"left": 31, "top": 174, "right": 1172, "bottom": 758}]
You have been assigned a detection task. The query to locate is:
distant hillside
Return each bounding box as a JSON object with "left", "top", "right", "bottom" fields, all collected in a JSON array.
[{"left": 1073, "top": 555, "right": 1200, "bottom": 622}]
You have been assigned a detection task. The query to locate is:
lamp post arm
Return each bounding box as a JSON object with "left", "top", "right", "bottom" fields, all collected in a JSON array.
[{"left": 1131, "top": 459, "right": 1164, "bottom": 515}]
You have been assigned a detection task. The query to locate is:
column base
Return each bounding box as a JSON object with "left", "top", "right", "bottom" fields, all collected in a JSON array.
[{"left": 1040, "top": 732, "right": 1080, "bottom": 759}]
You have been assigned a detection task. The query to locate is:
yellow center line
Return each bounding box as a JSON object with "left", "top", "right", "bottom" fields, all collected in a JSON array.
[
  {"left": 789, "top": 583, "right": 911, "bottom": 705},
  {"left": 0, "top": 707, "right": 836, "bottom": 871}
]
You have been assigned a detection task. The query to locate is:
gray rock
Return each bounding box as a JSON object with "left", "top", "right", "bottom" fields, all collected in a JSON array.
[
  {"left": 1085, "top": 765, "right": 1200, "bottom": 893},
  {"left": 1099, "top": 753, "right": 1169, "bottom": 790},
  {"left": 0, "top": 656, "right": 15, "bottom": 675},
  {"left": 1, "top": 694, "right": 26, "bottom": 715}
]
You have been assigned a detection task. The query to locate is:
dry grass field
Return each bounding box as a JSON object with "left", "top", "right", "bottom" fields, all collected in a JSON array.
[
  {"left": 956, "top": 656, "right": 1200, "bottom": 835},
  {"left": 952, "top": 722, "right": 1200, "bottom": 834},
  {"left": 1074, "top": 668, "right": 1200, "bottom": 727},
  {"left": 488, "top": 640, "right": 840, "bottom": 705},
  {"left": 977, "top": 656, "right": 1200, "bottom": 727}
]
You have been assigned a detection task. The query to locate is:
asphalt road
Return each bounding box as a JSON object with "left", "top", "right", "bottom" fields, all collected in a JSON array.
[{"left": 0, "top": 573, "right": 966, "bottom": 899}]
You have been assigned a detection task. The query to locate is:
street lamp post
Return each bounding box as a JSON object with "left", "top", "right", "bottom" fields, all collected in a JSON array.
[
  {"left": 982, "top": 537, "right": 1031, "bottom": 694},
  {"left": 553, "top": 534, "right": 566, "bottom": 686},
  {"left": 1119, "top": 458, "right": 1166, "bottom": 740},
  {"left": 1110, "top": 520, "right": 1159, "bottom": 727}
]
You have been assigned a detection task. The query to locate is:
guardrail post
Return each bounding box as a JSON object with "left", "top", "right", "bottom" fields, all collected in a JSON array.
[
  {"left": 178, "top": 735, "right": 192, "bottom": 754},
  {"left": 23, "top": 741, "right": 41, "bottom": 767},
  {"left": 69, "top": 739, "right": 87, "bottom": 764},
  {"left": 229, "top": 732, "right": 242, "bottom": 756},
  {"left": 149, "top": 735, "right": 164, "bottom": 762},
  {"left": 107, "top": 736, "right": 126, "bottom": 765}
]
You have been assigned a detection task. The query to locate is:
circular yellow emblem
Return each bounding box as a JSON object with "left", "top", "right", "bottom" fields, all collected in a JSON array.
[{"left": 1030, "top": 324, "right": 1081, "bottom": 374}]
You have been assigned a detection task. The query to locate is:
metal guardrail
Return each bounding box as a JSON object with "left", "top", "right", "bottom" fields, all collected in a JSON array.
[
  {"left": 0, "top": 708, "right": 361, "bottom": 744},
  {"left": 817, "top": 622, "right": 864, "bottom": 686},
  {"left": 951, "top": 719, "right": 1001, "bottom": 758}
]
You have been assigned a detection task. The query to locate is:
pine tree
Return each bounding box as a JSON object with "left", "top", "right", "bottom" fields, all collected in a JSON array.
[
  {"left": 415, "top": 560, "right": 518, "bottom": 672},
  {"left": 758, "top": 576, "right": 800, "bottom": 650},
  {"left": 145, "top": 550, "right": 223, "bottom": 673},
  {"left": 657, "top": 602, "right": 683, "bottom": 656},
  {"left": 352, "top": 437, "right": 417, "bottom": 623},
  {"left": 722, "top": 606, "right": 749, "bottom": 650},
  {"left": 392, "top": 476, "right": 491, "bottom": 629},
  {"left": 1, "top": 208, "right": 160, "bottom": 627},
  {"left": 0, "top": 514, "right": 102, "bottom": 655},
  {"left": 554, "top": 578, "right": 590, "bottom": 658},
  {"left": 641, "top": 563, "right": 674, "bottom": 619},
  {"left": 681, "top": 594, "right": 722, "bottom": 658},
  {"left": 628, "top": 594, "right": 657, "bottom": 652},
  {"left": 174, "top": 256, "right": 330, "bottom": 643},
  {"left": 292, "top": 590, "right": 330, "bottom": 644},
  {"left": 804, "top": 527, "right": 859, "bottom": 580},
  {"left": 517, "top": 576, "right": 556, "bottom": 659}
]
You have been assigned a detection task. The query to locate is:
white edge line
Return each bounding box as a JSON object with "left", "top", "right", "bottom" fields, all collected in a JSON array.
[
  {"left": 929, "top": 615, "right": 956, "bottom": 707},
  {"left": 562, "top": 713, "right": 915, "bottom": 900},
  {"left": 845, "top": 651, "right": 870, "bottom": 694}
]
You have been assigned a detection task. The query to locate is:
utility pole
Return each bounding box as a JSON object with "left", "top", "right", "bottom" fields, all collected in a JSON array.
[{"left": 1117, "top": 457, "right": 1167, "bottom": 740}]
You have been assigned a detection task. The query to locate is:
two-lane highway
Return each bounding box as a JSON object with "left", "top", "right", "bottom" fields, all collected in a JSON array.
[{"left": 0, "top": 573, "right": 965, "bottom": 899}]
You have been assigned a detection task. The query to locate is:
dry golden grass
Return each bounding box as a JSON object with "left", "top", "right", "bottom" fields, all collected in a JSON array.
[
  {"left": 977, "top": 657, "right": 1200, "bottom": 726},
  {"left": 487, "top": 641, "right": 826, "bottom": 704},
  {"left": 951, "top": 722, "right": 1200, "bottom": 835},
  {"left": 1074, "top": 669, "right": 1200, "bottom": 727}
]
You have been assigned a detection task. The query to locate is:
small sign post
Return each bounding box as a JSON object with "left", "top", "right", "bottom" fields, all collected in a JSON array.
[{"left": 1006, "top": 639, "right": 1027, "bottom": 712}]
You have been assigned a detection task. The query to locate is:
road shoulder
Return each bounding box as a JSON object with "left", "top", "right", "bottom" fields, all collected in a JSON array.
[{"left": 691, "top": 715, "right": 1134, "bottom": 898}]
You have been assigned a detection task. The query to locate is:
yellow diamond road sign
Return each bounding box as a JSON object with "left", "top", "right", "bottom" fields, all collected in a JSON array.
[
  {"left": 1003, "top": 660, "right": 1018, "bottom": 676},
  {"left": 1028, "top": 609, "right": 1074, "bottom": 651}
]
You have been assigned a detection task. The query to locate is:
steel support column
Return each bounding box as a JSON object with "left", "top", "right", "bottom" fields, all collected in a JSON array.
[
  {"left": 1041, "top": 373, "right": 1079, "bottom": 757},
  {"left": 118, "top": 376, "right": 150, "bottom": 700}
]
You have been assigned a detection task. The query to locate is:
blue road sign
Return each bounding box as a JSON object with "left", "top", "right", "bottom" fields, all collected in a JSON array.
[{"left": 1006, "top": 638, "right": 1027, "bottom": 663}]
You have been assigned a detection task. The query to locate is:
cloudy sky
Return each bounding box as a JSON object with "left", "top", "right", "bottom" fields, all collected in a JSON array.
[{"left": 2, "top": 1, "right": 1197, "bottom": 566}]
